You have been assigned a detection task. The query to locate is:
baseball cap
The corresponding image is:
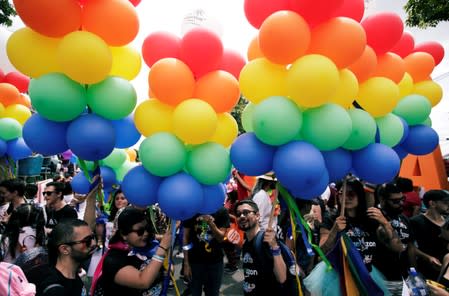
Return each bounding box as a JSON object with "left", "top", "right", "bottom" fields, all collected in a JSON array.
[{"left": 423, "top": 190, "right": 449, "bottom": 204}]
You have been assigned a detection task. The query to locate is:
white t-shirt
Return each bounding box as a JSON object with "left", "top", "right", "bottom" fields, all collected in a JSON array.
[{"left": 252, "top": 190, "right": 277, "bottom": 231}]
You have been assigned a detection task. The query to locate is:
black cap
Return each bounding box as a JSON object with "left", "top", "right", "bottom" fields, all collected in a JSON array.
[{"left": 423, "top": 190, "right": 449, "bottom": 204}]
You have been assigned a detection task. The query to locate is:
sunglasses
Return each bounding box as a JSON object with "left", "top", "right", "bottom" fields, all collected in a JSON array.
[
  {"left": 236, "top": 209, "right": 256, "bottom": 218},
  {"left": 42, "top": 191, "right": 55, "bottom": 196},
  {"left": 130, "top": 226, "right": 148, "bottom": 236},
  {"left": 63, "top": 234, "right": 96, "bottom": 248}
]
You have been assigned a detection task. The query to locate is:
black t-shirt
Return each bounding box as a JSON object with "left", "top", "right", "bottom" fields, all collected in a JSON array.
[
  {"left": 101, "top": 248, "right": 162, "bottom": 296},
  {"left": 38, "top": 266, "right": 85, "bottom": 296},
  {"left": 45, "top": 205, "right": 78, "bottom": 229},
  {"left": 410, "top": 214, "right": 447, "bottom": 280},
  {"left": 183, "top": 207, "right": 230, "bottom": 264},
  {"left": 373, "top": 212, "right": 414, "bottom": 280}
]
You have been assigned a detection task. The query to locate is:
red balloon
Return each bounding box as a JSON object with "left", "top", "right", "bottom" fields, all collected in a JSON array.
[
  {"left": 361, "top": 12, "right": 403, "bottom": 55},
  {"left": 244, "top": 0, "right": 290, "bottom": 29},
  {"left": 390, "top": 32, "right": 414, "bottom": 58},
  {"left": 219, "top": 49, "right": 246, "bottom": 79},
  {"left": 288, "top": 0, "right": 344, "bottom": 27},
  {"left": 180, "top": 27, "right": 223, "bottom": 78},
  {"left": 414, "top": 41, "right": 445, "bottom": 66},
  {"left": 0, "top": 69, "right": 4, "bottom": 83},
  {"left": 4, "top": 72, "right": 30, "bottom": 93},
  {"left": 331, "top": 0, "right": 365, "bottom": 22},
  {"left": 142, "top": 31, "right": 181, "bottom": 67},
  {"left": 129, "top": 0, "right": 141, "bottom": 6}
]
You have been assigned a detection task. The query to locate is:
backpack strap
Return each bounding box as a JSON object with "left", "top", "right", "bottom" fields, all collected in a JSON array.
[{"left": 42, "top": 283, "right": 64, "bottom": 294}]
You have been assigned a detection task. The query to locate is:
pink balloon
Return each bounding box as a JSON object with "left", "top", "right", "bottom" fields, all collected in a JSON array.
[
  {"left": 414, "top": 41, "right": 445, "bottom": 65},
  {"left": 390, "top": 32, "right": 415, "bottom": 58},
  {"left": 180, "top": 27, "right": 223, "bottom": 78},
  {"left": 244, "top": 0, "right": 290, "bottom": 29},
  {"left": 219, "top": 49, "right": 246, "bottom": 79},
  {"left": 142, "top": 32, "right": 181, "bottom": 67},
  {"left": 288, "top": 0, "right": 344, "bottom": 27},
  {"left": 361, "top": 12, "right": 404, "bottom": 55},
  {"left": 4, "top": 72, "right": 30, "bottom": 93},
  {"left": 129, "top": 0, "right": 141, "bottom": 6},
  {"left": 331, "top": 0, "right": 365, "bottom": 22}
]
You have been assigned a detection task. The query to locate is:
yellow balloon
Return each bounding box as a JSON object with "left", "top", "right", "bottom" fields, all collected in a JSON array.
[
  {"left": 413, "top": 80, "right": 443, "bottom": 107},
  {"left": 109, "top": 46, "right": 142, "bottom": 81},
  {"left": 126, "top": 148, "right": 137, "bottom": 162},
  {"left": 239, "top": 58, "right": 287, "bottom": 104},
  {"left": 134, "top": 99, "right": 173, "bottom": 137},
  {"left": 209, "top": 112, "right": 238, "bottom": 147},
  {"left": 3, "top": 104, "right": 31, "bottom": 125},
  {"left": 0, "top": 103, "right": 4, "bottom": 117},
  {"left": 286, "top": 54, "right": 339, "bottom": 108},
  {"left": 357, "top": 77, "right": 400, "bottom": 118},
  {"left": 397, "top": 72, "right": 414, "bottom": 98},
  {"left": 7, "top": 27, "right": 61, "bottom": 78},
  {"left": 329, "top": 69, "right": 359, "bottom": 109},
  {"left": 173, "top": 99, "right": 218, "bottom": 145},
  {"left": 57, "top": 31, "right": 112, "bottom": 84}
]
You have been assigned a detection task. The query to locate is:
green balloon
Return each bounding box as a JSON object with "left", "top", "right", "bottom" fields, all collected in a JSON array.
[
  {"left": 253, "top": 96, "right": 302, "bottom": 146},
  {"left": 29, "top": 73, "right": 87, "bottom": 122},
  {"left": 375, "top": 113, "right": 404, "bottom": 147},
  {"left": 186, "top": 142, "right": 231, "bottom": 185},
  {"left": 301, "top": 103, "right": 352, "bottom": 151},
  {"left": 115, "top": 161, "right": 138, "bottom": 181},
  {"left": 0, "top": 118, "right": 22, "bottom": 141},
  {"left": 242, "top": 102, "right": 255, "bottom": 132},
  {"left": 87, "top": 76, "right": 137, "bottom": 120},
  {"left": 342, "top": 109, "right": 376, "bottom": 150},
  {"left": 139, "top": 132, "right": 186, "bottom": 177},
  {"left": 76, "top": 159, "right": 96, "bottom": 171},
  {"left": 393, "top": 95, "right": 431, "bottom": 125},
  {"left": 102, "top": 149, "right": 127, "bottom": 169},
  {"left": 421, "top": 117, "right": 432, "bottom": 127}
]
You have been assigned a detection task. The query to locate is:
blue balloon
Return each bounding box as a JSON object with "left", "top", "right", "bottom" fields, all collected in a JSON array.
[
  {"left": 23, "top": 114, "right": 69, "bottom": 156},
  {"left": 121, "top": 165, "right": 162, "bottom": 207},
  {"left": 230, "top": 133, "right": 276, "bottom": 176},
  {"left": 322, "top": 148, "right": 352, "bottom": 182},
  {"left": 0, "top": 139, "right": 6, "bottom": 157},
  {"left": 7, "top": 138, "right": 32, "bottom": 161},
  {"left": 66, "top": 114, "right": 116, "bottom": 161},
  {"left": 289, "top": 170, "right": 329, "bottom": 200},
  {"left": 69, "top": 154, "right": 78, "bottom": 164},
  {"left": 157, "top": 172, "right": 203, "bottom": 220},
  {"left": 201, "top": 184, "right": 226, "bottom": 214},
  {"left": 71, "top": 172, "right": 91, "bottom": 194},
  {"left": 392, "top": 144, "right": 408, "bottom": 160},
  {"left": 352, "top": 143, "right": 400, "bottom": 184},
  {"left": 100, "top": 166, "right": 117, "bottom": 190},
  {"left": 273, "top": 141, "right": 326, "bottom": 190},
  {"left": 401, "top": 125, "right": 439, "bottom": 155},
  {"left": 111, "top": 116, "right": 141, "bottom": 149},
  {"left": 398, "top": 117, "right": 409, "bottom": 145}
]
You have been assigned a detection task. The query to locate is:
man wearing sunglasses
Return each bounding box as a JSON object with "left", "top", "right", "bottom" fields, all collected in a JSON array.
[
  {"left": 38, "top": 219, "right": 96, "bottom": 296},
  {"left": 43, "top": 182, "right": 77, "bottom": 231}
]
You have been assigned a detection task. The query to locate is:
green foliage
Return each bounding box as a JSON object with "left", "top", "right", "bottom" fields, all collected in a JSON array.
[
  {"left": 0, "top": 0, "right": 16, "bottom": 27},
  {"left": 231, "top": 95, "right": 248, "bottom": 135},
  {"left": 405, "top": 0, "right": 449, "bottom": 28}
]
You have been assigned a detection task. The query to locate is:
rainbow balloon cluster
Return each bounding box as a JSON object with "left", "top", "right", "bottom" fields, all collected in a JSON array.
[
  {"left": 231, "top": 0, "right": 444, "bottom": 199},
  {"left": 0, "top": 70, "right": 32, "bottom": 161},
  {"left": 7, "top": 0, "right": 142, "bottom": 190},
  {"left": 121, "top": 27, "right": 246, "bottom": 219}
]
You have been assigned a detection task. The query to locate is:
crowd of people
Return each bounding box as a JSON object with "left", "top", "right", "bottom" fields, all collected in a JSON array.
[{"left": 1, "top": 164, "right": 449, "bottom": 296}]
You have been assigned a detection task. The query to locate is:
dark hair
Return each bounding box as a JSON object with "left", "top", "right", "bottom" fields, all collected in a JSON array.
[
  {"left": 251, "top": 178, "right": 276, "bottom": 198},
  {"left": 396, "top": 177, "right": 414, "bottom": 192},
  {"left": 109, "top": 207, "right": 146, "bottom": 244},
  {"left": 336, "top": 179, "right": 368, "bottom": 219},
  {"left": 24, "top": 184, "right": 38, "bottom": 200},
  {"left": 0, "top": 179, "right": 26, "bottom": 196},
  {"left": 377, "top": 183, "right": 401, "bottom": 201},
  {"left": 47, "top": 219, "right": 88, "bottom": 265},
  {"left": 108, "top": 189, "right": 128, "bottom": 222},
  {"left": 2, "top": 204, "right": 46, "bottom": 260},
  {"left": 45, "top": 182, "right": 65, "bottom": 200},
  {"left": 234, "top": 199, "right": 259, "bottom": 214}
]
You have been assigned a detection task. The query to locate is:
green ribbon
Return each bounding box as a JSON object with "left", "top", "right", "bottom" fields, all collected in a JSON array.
[{"left": 77, "top": 159, "right": 104, "bottom": 202}]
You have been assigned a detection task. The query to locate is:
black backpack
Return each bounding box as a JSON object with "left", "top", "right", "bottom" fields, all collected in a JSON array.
[{"left": 252, "top": 230, "right": 301, "bottom": 296}]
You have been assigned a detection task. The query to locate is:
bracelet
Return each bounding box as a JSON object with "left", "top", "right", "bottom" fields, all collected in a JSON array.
[
  {"left": 158, "top": 245, "right": 168, "bottom": 252},
  {"left": 182, "top": 243, "right": 193, "bottom": 251},
  {"left": 271, "top": 247, "right": 282, "bottom": 256},
  {"left": 152, "top": 254, "right": 165, "bottom": 263}
]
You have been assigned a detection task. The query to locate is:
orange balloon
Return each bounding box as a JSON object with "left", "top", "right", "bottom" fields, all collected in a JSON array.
[
  {"left": 148, "top": 58, "right": 195, "bottom": 106},
  {"left": 13, "top": 0, "right": 81, "bottom": 37},
  {"left": 126, "top": 149, "right": 137, "bottom": 162},
  {"left": 247, "top": 35, "right": 264, "bottom": 61},
  {"left": 16, "top": 94, "right": 32, "bottom": 109},
  {"left": 0, "top": 83, "right": 21, "bottom": 107},
  {"left": 193, "top": 70, "right": 240, "bottom": 113},
  {"left": 404, "top": 52, "right": 435, "bottom": 83},
  {"left": 259, "top": 11, "right": 311, "bottom": 65},
  {"left": 348, "top": 45, "right": 377, "bottom": 83},
  {"left": 308, "top": 17, "right": 366, "bottom": 68},
  {"left": 373, "top": 52, "right": 405, "bottom": 83},
  {"left": 82, "top": 0, "right": 139, "bottom": 46}
]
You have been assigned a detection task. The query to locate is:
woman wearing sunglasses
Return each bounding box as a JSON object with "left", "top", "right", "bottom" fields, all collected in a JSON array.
[{"left": 93, "top": 207, "right": 172, "bottom": 296}]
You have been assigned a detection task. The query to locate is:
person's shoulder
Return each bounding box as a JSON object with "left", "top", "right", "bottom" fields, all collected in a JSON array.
[{"left": 38, "top": 267, "right": 65, "bottom": 295}]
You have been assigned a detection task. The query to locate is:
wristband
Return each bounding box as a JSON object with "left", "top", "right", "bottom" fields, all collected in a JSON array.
[
  {"left": 158, "top": 245, "right": 168, "bottom": 252},
  {"left": 152, "top": 254, "right": 165, "bottom": 263},
  {"left": 182, "top": 243, "right": 193, "bottom": 251},
  {"left": 271, "top": 247, "right": 282, "bottom": 256}
]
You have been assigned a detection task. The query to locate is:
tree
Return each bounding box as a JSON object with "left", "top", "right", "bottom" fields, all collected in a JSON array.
[
  {"left": 0, "top": 0, "right": 16, "bottom": 27},
  {"left": 231, "top": 95, "right": 248, "bottom": 135},
  {"left": 405, "top": 0, "right": 449, "bottom": 28}
]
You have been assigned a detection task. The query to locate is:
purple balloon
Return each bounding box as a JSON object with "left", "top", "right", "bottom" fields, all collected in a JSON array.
[{"left": 62, "top": 150, "right": 73, "bottom": 160}]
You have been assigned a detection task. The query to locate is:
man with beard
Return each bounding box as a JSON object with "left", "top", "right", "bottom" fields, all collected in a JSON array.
[
  {"left": 38, "top": 219, "right": 96, "bottom": 296},
  {"left": 235, "top": 199, "right": 288, "bottom": 295},
  {"left": 373, "top": 183, "right": 416, "bottom": 295}
]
